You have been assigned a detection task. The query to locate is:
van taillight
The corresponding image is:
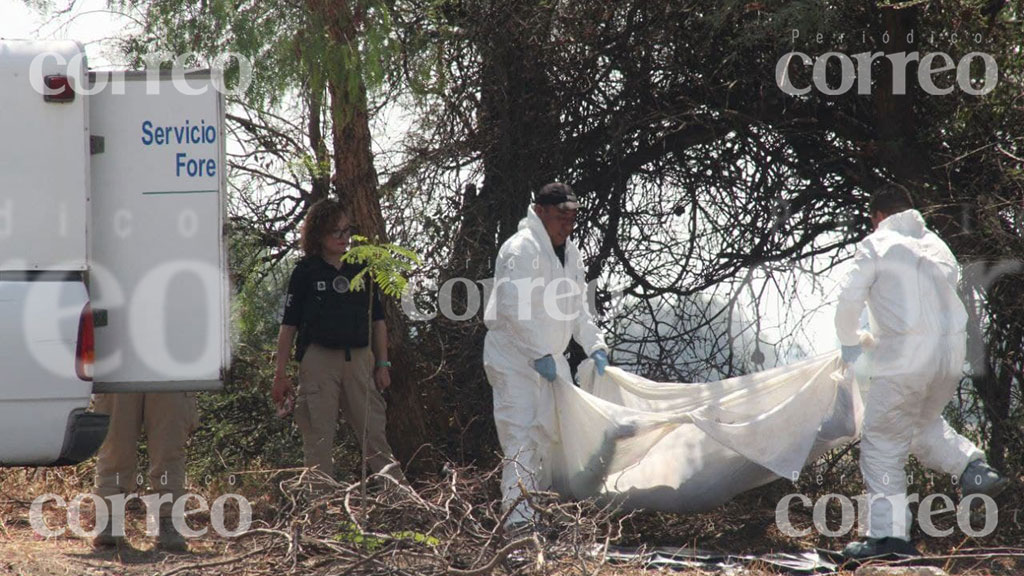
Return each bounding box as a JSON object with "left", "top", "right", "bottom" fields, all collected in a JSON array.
[
  {"left": 44, "top": 75, "right": 75, "bottom": 103},
  {"left": 76, "top": 302, "right": 94, "bottom": 381}
]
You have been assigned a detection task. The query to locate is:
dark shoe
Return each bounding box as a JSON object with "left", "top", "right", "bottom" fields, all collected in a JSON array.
[
  {"left": 961, "top": 459, "right": 1009, "bottom": 499},
  {"left": 124, "top": 495, "right": 145, "bottom": 512},
  {"left": 842, "top": 537, "right": 919, "bottom": 559},
  {"left": 91, "top": 521, "right": 125, "bottom": 549},
  {"left": 157, "top": 517, "right": 188, "bottom": 552}
]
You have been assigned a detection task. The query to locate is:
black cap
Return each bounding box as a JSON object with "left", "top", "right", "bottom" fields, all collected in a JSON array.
[{"left": 534, "top": 182, "right": 580, "bottom": 209}]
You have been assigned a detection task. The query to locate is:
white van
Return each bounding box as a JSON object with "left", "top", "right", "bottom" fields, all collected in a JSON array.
[{"left": 0, "top": 40, "right": 229, "bottom": 466}]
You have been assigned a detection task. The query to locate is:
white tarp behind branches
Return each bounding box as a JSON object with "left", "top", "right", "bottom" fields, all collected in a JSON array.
[{"left": 543, "top": 353, "right": 862, "bottom": 512}]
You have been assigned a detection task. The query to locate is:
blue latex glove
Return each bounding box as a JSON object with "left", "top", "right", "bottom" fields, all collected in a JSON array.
[
  {"left": 841, "top": 345, "right": 862, "bottom": 364},
  {"left": 533, "top": 354, "right": 557, "bottom": 382},
  {"left": 591, "top": 350, "right": 609, "bottom": 375}
]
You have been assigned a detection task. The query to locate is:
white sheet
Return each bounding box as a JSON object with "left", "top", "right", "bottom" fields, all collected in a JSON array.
[{"left": 545, "top": 353, "right": 862, "bottom": 512}]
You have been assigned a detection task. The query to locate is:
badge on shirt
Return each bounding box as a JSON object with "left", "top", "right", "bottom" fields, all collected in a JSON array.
[
  {"left": 317, "top": 281, "right": 327, "bottom": 291},
  {"left": 332, "top": 276, "right": 351, "bottom": 294}
]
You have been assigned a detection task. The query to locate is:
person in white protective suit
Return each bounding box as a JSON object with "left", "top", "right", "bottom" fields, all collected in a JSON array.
[
  {"left": 835, "top": 184, "right": 1008, "bottom": 559},
  {"left": 483, "top": 182, "right": 610, "bottom": 532}
]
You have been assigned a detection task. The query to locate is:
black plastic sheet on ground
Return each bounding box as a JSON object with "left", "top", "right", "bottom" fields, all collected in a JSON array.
[{"left": 601, "top": 545, "right": 840, "bottom": 574}]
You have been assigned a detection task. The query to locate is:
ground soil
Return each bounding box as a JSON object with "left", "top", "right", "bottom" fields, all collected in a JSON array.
[{"left": 2, "top": 468, "right": 1021, "bottom": 575}]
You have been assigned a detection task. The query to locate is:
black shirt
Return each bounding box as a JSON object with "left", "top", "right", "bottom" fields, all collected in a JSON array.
[
  {"left": 553, "top": 243, "right": 566, "bottom": 267},
  {"left": 281, "top": 256, "right": 386, "bottom": 328}
]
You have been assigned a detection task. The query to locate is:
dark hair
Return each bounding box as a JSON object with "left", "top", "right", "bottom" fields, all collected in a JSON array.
[
  {"left": 869, "top": 183, "right": 914, "bottom": 217},
  {"left": 300, "top": 199, "right": 349, "bottom": 256}
]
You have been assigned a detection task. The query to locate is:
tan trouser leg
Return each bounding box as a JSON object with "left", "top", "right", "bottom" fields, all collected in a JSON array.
[
  {"left": 93, "top": 393, "right": 145, "bottom": 534},
  {"left": 93, "top": 393, "right": 144, "bottom": 498},
  {"left": 144, "top": 393, "right": 198, "bottom": 517},
  {"left": 295, "top": 345, "right": 405, "bottom": 484},
  {"left": 337, "top": 347, "right": 406, "bottom": 484},
  {"left": 295, "top": 344, "right": 343, "bottom": 479}
]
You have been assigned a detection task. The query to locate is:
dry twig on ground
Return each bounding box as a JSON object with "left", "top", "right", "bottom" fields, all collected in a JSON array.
[{"left": 182, "top": 464, "right": 632, "bottom": 576}]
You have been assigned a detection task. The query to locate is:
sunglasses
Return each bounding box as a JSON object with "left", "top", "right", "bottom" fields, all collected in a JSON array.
[{"left": 327, "top": 226, "right": 354, "bottom": 239}]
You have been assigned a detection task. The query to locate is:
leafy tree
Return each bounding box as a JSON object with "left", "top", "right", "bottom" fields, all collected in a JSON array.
[
  {"left": 110, "top": 0, "right": 438, "bottom": 466},
  {"left": 383, "top": 0, "right": 1024, "bottom": 466},
  {"left": 47, "top": 0, "right": 1021, "bottom": 475}
]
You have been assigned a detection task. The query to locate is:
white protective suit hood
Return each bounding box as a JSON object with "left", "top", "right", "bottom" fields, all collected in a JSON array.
[
  {"left": 835, "top": 208, "right": 968, "bottom": 375},
  {"left": 484, "top": 207, "right": 607, "bottom": 360}
]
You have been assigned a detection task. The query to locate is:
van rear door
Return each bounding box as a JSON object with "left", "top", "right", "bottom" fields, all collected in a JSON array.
[
  {"left": 0, "top": 40, "right": 102, "bottom": 465},
  {"left": 88, "top": 70, "right": 229, "bottom": 392},
  {"left": 0, "top": 40, "right": 89, "bottom": 269}
]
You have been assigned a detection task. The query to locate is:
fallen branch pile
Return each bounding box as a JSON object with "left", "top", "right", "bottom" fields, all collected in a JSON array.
[{"left": 171, "top": 464, "right": 631, "bottom": 576}]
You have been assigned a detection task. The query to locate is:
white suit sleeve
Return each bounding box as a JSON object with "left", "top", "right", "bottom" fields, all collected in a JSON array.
[
  {"left": 835, "top": 243, "right": 876, "bottom": 347},
  {"left": 573, "top": 267, "right": 608, "bottom": 354},
  {"left": 491, "top": 241, "right": 551, "bottom": 361}
]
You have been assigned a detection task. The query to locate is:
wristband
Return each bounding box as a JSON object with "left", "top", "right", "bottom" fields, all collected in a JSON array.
[{"left": 375, "top": 360, "right": 392, "bottom": 368}]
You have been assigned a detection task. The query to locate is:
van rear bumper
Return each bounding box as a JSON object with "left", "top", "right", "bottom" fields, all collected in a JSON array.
[{"left": 50, "top": 409, "right": 109, "bottom": 466}]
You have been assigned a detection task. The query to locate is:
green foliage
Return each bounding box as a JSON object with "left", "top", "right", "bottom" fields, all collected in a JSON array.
[
  {"left": 189, "top": 379, "right": 304, "bottom": 482},
  {"left": 112, "top": 0, "right": 401, "bottom": 112},
  {"left": 231, "top": 250, "right": 292, "bottom": 350},
  {"left": 340, "top": 235, "right": 421, "bottom": 299},
  {"left": 390, "top": 530, "right": 441, "bottom": 546},
  {"left": 292, "top": 153, "right": 333, "bottom": 184},
  {"left": 188, "top": 229, "right": 305, "bottom": 482},
  {"left": 333, "top": 521, "right": 441, "bottom": 550},
  {"left": 334, "top": 522, "right": 385, "bottom": 551}
]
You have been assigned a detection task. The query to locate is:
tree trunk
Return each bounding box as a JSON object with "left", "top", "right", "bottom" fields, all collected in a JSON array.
[
  {"left": 311, "top": 0, "right": 435, "bottom": 474},
  {"left": 873, "top": 5, "right": 930, "bottom": 187},
  {"left": 307, "top": 86, "right": 330, "bottom": 205},
  {"left": 434, "top": 1, "right": 565, "bottom": 464}
]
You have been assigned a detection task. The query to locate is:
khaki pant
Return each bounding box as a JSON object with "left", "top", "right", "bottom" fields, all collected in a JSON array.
[
  {"left": 93, "top": 392, "right": 199, "bottom": 518},
  {"left": 295, "top": 344, "right": 405, "bottom": 484}
]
